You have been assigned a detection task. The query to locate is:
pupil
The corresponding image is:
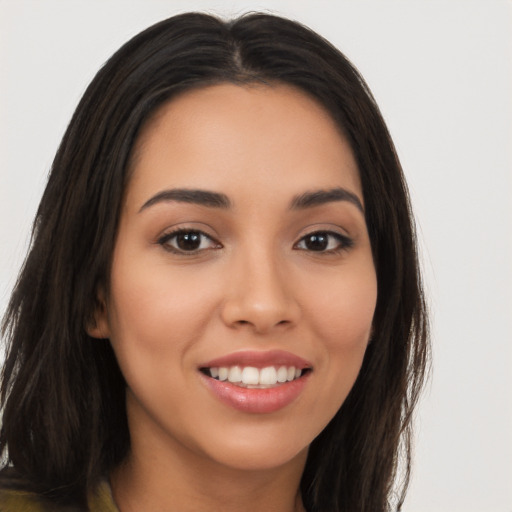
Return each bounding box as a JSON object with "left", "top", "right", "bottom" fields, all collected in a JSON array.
[
  {"left": 177, "top": 232, "right": 201, "bottom": 250},
  {"left": 306, "top": 233, "right": 328, "bottom": 251}
]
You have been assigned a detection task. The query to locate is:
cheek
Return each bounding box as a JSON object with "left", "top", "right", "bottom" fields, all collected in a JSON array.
[
  {"left": 305, "top": 266, "right": 377, "bottom": 347},
  {"left": 323, "top": 286, "right": 376, "bottom": 344},
  {"left": 302, "top": 265, "right": 377, "bottom": 410},
  {"left": 105, "top": 262, "right": 219, "bottom": 370}
]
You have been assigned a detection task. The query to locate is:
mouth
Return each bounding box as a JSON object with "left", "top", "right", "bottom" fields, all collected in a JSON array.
[
  {"left": 200, "top": 365, "right": 311, "bottom": 388},
  {"left": 198, "top": 350, "right": 312, "bottom": 413}
]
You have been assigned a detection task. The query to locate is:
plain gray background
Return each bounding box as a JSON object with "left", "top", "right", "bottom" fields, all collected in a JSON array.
[{"left": 1, "top": 1, "right": 511, "bottom": 510}]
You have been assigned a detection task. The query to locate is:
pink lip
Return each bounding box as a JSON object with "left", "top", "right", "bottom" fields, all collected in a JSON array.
[
  {"left": 200, "top": 372, "right": 310, "bottom": 414},
  {"left": 198, "top": 350, "right": 312, "bottom": 414},
  {"left": 199, "top": 349, "right": 312, "bottom": 370}
]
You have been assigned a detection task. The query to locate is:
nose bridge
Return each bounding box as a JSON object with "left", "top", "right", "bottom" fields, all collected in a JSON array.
[{"left": 221, "top": 241, "right": 299, "bottom": 332}]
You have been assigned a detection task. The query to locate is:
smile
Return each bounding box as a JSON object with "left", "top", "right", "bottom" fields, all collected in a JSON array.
[
  {"left": 201, "top": 365, "right": 305, "bottom": 388},
  {"left": 199, "top": 350, "right": 312, "bottom": 413}
]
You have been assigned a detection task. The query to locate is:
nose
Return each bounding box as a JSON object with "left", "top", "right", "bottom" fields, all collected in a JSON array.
[{"left": 220, "top": 249, "right": 301, "bottom": 334}]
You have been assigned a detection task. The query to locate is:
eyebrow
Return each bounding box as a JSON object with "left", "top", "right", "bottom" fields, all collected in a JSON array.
[
  {"left": 291, "top": 188, "right": 364, "bottom": 213},
  {"left": 139, "top": 188, "right": 231, "bottom": 212},
  {"left": 139, "top": 186, "right": 364, "bottom": 213}
]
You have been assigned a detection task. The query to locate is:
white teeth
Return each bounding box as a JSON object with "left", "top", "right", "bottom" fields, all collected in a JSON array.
[
  {"left": 209, "top": 365, "right": 306, "bottom": 387},
  {"left": 228, "top": 366, "right": 242, "bottom": 383},
  {"left": 276, "top": 366, "right": 288, "bottom": 383},
  {"left": 260, "top": 367, "right": 277, "bottom": 385},
  {"left": 241, "top": 367, "right": 259, "bottom": 385}
]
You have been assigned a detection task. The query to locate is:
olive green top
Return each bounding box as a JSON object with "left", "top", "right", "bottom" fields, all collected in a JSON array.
[{"left": 0, "top": 480, "right": 118, "bottom": 511}]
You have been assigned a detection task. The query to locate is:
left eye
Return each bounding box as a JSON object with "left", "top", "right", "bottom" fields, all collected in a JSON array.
[
  {"left": 295, "top": 231, "right": 352, "bottom": 252},
  {"left": 158, "top": 230, "right": 219, "bottom": 253}
]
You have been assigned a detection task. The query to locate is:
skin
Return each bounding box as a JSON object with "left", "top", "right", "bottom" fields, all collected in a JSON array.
[{"left": 90, "top": 83, "right": 377, "bottom": 512}]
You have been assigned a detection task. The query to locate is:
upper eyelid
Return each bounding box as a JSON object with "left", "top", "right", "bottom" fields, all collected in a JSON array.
[
  {"left": 157, "top": 224, "right": 219, "bottom": 241},
  {"left": 296, "top": 230, "right": 352, "bottom": 242},
  {"left": 294, "top": 230, "right": 354, "bottom": 252},
  {"left": 159, "top": 228, "right": 218, "bottom": 242},
  {"left": 156, "top": 229, "right": 222, "bottom": 256},
  {"left": 294, "top": 225, "right": 352, "bottom": 241}
]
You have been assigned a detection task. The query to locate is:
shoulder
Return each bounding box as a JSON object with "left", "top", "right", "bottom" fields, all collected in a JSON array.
[
  {"left": 0, "top": 469, "right": 118, "bottom": 512},
  {"left": 0, "top": 467, "right": 50, "bottom": 511},
  {"left": 0, "top": 488, "right": 64, "bottom": 512},
  {"left": 0, "top": 487, "right": 91, "bottom": 511},
  {"left": 88, "top": 480, "right": 119, "bottom": 512}
]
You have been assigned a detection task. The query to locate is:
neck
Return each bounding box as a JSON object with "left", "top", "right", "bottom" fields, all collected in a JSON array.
[{"left": 111, "top": 430, "right": 307, "bottom": 512}]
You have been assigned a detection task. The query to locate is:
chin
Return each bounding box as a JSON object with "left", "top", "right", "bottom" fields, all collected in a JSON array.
[
  {"left": 208, "top": 443, "right": 309, "bottom": 473},
  {"left": 191, "top": 424, "right": 312, "bottom": 473}
]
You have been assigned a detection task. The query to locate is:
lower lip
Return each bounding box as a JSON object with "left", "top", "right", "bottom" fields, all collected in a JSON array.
[{"left": 200, "top": 373, "right": 310, "bottom": 414}]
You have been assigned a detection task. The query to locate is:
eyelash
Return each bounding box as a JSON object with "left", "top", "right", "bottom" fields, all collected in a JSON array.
[
  {"left": 157, "top": 229, "right": 353, "bottom": 255},
  {"left": 157, "top": 229, "right": 220, "bottom": 254},
  {"left": 294, "top": 231, "right": 354, "bottom": 254}
]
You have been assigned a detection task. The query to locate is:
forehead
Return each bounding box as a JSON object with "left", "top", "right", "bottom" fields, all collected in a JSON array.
[{"left": 127, "top": 83, "right": 362, "bottom": 207}]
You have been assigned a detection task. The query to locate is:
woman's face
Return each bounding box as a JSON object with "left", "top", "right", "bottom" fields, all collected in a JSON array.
[{"left": 92, "top": 83, "right": 377, "bottom": 472}]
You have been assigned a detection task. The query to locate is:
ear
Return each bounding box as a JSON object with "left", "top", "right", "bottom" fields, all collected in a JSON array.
[{"left": 86, "top": 288, "right": 111, "bottom": 339}]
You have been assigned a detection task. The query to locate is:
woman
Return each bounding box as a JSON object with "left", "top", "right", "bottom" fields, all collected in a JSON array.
[{"left": 0, "top": 12, "right": 429, "bottom": 512}]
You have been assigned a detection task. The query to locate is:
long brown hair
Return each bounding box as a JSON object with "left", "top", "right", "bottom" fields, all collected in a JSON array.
[{"left": 1, "top": 12, "right": 429, "bottom": 511}]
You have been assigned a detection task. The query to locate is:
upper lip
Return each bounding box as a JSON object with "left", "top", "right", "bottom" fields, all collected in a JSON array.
[{"left": 199, "top": 349, "right": 312, "bottom": 370}]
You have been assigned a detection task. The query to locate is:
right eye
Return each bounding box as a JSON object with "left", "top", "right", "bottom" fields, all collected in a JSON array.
[
  {"left": 157, "top": 229, "right": 220, "bottom": 254},
  {"left": 294, "top": 230, "right": 353, "bottom": 254}
]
